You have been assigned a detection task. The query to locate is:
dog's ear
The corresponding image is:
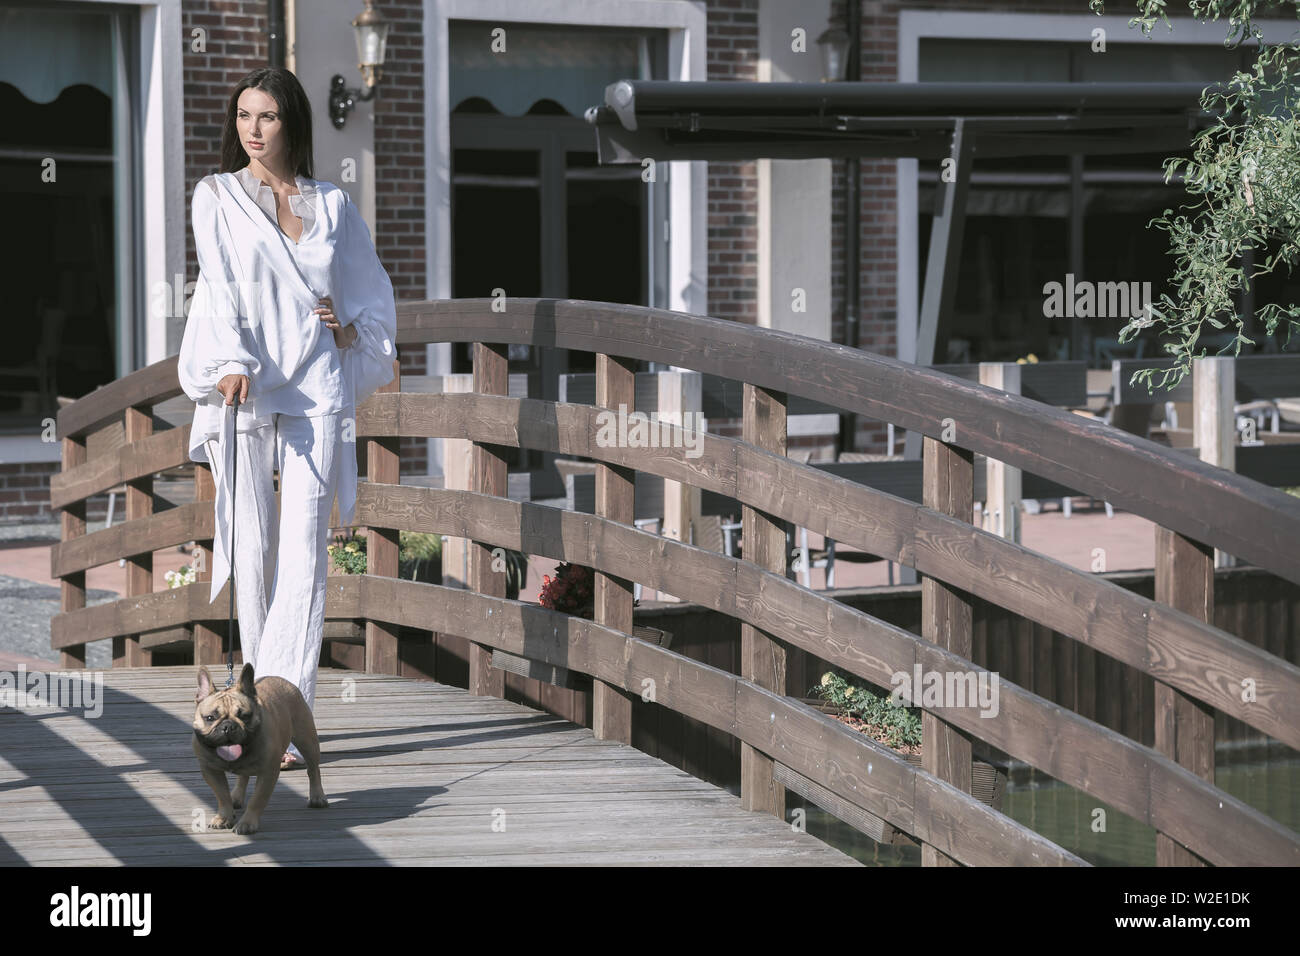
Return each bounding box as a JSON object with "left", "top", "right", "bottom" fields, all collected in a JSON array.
[
  {"left": 237, "top": 662, "right": 256, "bottom": 697},
  {"left": 196, "top": 666, "right": 213, "bottom": 702}
]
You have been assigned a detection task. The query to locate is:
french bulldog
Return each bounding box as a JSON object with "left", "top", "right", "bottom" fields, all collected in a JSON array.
[{"left": 193, "top": 662, "right": 327, "bottom": 834}]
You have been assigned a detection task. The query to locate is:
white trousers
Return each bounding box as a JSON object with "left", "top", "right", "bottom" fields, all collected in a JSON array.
[{"left": 205, "top": 412, "right": 342, "bottom": 712}]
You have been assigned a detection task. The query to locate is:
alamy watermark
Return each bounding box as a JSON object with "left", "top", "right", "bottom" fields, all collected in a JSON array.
[
  {"left": 594, "top": 403, "right": 705, "bottom": 459},
  {"left": 890, "top": 665, "right": 1000, "bottom": 718},
  {"left": 1042, "top": 274, "right": 1154, "bottom": 320},
  {"left": 0, "top": 665, "right": 104, "bottom": 718},
  {"left": 49, "top": 886, "right": 150, "bottom": 936}
]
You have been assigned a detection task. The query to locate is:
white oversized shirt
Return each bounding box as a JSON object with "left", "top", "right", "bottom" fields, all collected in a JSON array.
[{"left": 178, "top": 167, "right": 397, "bottom": 601}]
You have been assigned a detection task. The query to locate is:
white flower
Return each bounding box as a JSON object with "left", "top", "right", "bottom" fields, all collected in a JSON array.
[{"left": 165, "top": 565, "right": 196, "bottom": 589}]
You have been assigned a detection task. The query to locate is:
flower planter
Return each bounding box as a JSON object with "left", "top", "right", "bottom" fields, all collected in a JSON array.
[
  {"left": 795, "top": 696, "right": 1007, "bottom": 845},
  {"left": 491, "top": 648, "right": 589, "bottom": 689},
  {"left": 631, "top": 624, "right": 672, "bottom": 649}
]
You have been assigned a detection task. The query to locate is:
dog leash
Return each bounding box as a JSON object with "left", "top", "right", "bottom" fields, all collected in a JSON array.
[{"left": 224, "top": 394, "right": 239, "bottom": 688}]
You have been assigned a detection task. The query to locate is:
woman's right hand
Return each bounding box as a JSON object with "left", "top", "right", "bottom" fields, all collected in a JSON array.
[{"left": 216, "top": 374, "right": 250, "bottom": 405}]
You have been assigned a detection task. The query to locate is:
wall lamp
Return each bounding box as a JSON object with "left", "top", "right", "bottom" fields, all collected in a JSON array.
[
  {"left": 816, "top": 18, "right": 851, "bottom": 83},
  {"left": 328, "top": 0, "right": 391, "bottom": 129}
]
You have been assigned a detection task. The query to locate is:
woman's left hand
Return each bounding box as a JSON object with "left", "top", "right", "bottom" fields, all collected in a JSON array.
[{"left": 316, "top": 296, "right": 356, "bottom": 348}]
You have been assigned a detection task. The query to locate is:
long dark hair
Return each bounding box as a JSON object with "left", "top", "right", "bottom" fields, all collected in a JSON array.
[{"left": 218, "top": 67, "right": 314, "bottom": 178}]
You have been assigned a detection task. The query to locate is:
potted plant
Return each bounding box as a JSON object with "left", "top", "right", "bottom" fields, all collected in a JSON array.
[
  {"left": 330, "top": 529, "right": 528, "bottom": 593},
  {"left": 164, "top": 565, "right": 198, "bottom": 589},
  {"left": 538, "top": 562, "right": 672, "bottom": 648},
  {"left": 806, "top": 671, "right": 1006, "bottom": 810},
  {"left": 328, "top": 530, "right": 444, "bottom": 583}
]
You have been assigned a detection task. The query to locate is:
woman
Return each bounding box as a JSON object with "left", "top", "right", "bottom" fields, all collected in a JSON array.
[{"left": 178, "top": 67, "right": 397, "bottom": 770}]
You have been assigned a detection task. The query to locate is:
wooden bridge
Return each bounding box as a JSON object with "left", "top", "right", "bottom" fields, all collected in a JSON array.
[{"left": 18, "top": 298, "right": 1300, "bottom": 866}]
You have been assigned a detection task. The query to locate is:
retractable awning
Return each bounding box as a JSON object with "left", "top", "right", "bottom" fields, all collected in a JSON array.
[
  {"left": 584, "top": 80, "right": 1216, "bottom": 162},
  {"left": 583, "top": 79, "right": 1217, "bottom": 462}
]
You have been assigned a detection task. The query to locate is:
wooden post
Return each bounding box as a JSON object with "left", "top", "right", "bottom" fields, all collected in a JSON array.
[
  {"left": 1154, "top": 525, "right": 1215, "bottom": 866},
  {"left": 592, "top": 353, "right": 637, "bottom": 742},
  {"left": 192, "top": 462, "right": 223, "bottom": 664},
  {"left": 657, "top": 370, "right": 702, "bottom": 587},
  {"left": 740, "top": 383, "right": 787, "bottom": 820},
  {"left": 365, "top": 358, "right": 403, "bottom": 675},
  {"left": 118, "top": 407, "right": 152, "bottom": 668},
  {"left": 439, "top": 374, "right": 475, "bottom": 589},
  {"left": 58, "top": 435, "right": 87, "bottom": 670},
  {"left": 468, "top": 343, "right": 507, "bottom": 698},
  {"left": 1193, "top": 356, "right": 1235, "bottom": 569},
  {"left": 921, "top": 435, "right": 975, "bottom": 866},
  {"left": 1109, "top": 359, "right": 1155, "bottom": 440},
  {"left": 978, "top": 363, "right": 1021, "bottom": 542}
]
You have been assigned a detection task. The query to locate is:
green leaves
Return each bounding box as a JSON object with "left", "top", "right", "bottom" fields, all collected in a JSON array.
[
  {"left": 1090, "top": 2, "right": 1300, "bottom": 391},
  {"left": 810, "top": 671, "right": 922, "bottom": 749}
]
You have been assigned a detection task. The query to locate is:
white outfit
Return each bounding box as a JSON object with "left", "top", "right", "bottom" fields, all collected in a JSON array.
[
  {"left": 201, "top": 414, "right": 341, "bottom": 711},
  {"left": 178, "top": 166, "right": 397, "bottom": 715}
]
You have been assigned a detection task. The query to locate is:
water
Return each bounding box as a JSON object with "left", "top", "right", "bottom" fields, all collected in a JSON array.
[{"left": 802, "top": 741, "right": 1299, "bottom": 866}]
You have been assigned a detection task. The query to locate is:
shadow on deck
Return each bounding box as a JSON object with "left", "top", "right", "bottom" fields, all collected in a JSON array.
[{"left": 0, "top": 667, "right": 858, "bottom": 866}]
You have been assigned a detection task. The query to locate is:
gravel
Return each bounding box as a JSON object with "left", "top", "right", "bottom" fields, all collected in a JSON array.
[
  {"left": 0, "top": 519, "right": 63, "bottom": 544},
  {"left": 0, "top": 518, "right": 119, "bottom": 667},
  {"left": 0, "top": 574, "right": 117, "bottom": 669}
]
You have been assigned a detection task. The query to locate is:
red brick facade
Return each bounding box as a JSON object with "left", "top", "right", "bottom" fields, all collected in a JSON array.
[
  {"left": 365, "top": 0, "right": 428, "bottom": 473},
  {"left": 0, "top": 462, "right": 63, "bottom": 522}
]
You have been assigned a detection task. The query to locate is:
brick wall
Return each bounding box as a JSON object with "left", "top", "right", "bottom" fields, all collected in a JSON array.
[
  {"left": 0, "top": 463, "right": 60, "bottom": 522},
  {"left": 705, "top": 0, "right": 760, "bottom": 443},
  {"left": 368, "top": 0, "right": 428, "bottom": 475}
]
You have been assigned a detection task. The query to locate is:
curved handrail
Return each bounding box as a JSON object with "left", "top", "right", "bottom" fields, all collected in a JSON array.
[
  {"left": 44, "top": 477, "right": 1298, "bottom": 863},
  {"left": 353, "top": 574, "right": 1088, "bottom": 867},
  {"left": 394, "top": 298, "right": 1300, "bottom": 586},
  {"left": 354, "top": 392, "right": 1300, "bottom": 751},
  {"left": 353, "top": 482, "right": 1298, "bottom": 864},
  {"left": 56, "top": 356, "right": 182, "bottom": 440},
  {"left": 48, "top": 297, "right": 1300, "bottom": 865}
]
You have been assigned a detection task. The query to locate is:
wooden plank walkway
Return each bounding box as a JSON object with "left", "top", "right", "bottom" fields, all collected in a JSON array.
[{"left": 0, "top": 667, "right": 859, "bottom": 866}]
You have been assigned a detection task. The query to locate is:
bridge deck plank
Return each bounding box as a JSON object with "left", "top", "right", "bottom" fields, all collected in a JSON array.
[{"left": 0, "top": 667, "right": 859, "bottom": 866}]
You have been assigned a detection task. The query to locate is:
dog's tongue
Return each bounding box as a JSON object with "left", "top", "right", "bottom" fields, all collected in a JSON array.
[{"left": 216, "top": 744, "right": 242, "bottom": 761}]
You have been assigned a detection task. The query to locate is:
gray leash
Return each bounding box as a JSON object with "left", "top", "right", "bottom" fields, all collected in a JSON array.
[{"left": 225, "top": 394, "right": 239, "bottom": 688}]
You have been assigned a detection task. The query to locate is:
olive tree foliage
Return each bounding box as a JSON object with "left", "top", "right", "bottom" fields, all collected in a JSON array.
[{"left": 1091, "top": 0, "right": 1300, "bottom": 391}]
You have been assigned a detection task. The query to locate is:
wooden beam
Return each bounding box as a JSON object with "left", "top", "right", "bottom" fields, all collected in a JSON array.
[
  {"left": 349, "top": 391, "right": 1300, "bottom": 751},
  {"left": 49, "top": 425, "right": 191, "bottom": 510},
  {"left": 978, "top": 363, "right": 1021, "bottom": 541},
  {"left": 921, "top": 435, "right": 975, "bottom": 866},
  {"left": 438, "top": 374, "right": 474, "bottom": 589},
  {"left": 117, "top": 407, "right": 151, "bottom": 668},
  {"left": 56, "top": 355, "right": 183, "bottom": 439},
  {"left": 365, "top": 358, "right": 403, "bottom": 675},
  {"left": 469, "top": 343, "right": 507, "bottom": 698},
  {"left": 58, "top": 435, "right": 87, "bottom": 670},
  {"left": 349, "top": 575, "right": 1085, "bottom": 866},
  {"left": 656, "top": 369, "right": 702, "bottom": 598},
  {"left": 592, "top": 353, "right": 636, "bottom": 743},
  {"left": 50, "top": 502, "right": 211, "bottom": 577},
  {"left": 740, "top": 383, "right": 788, "bottom": 821},
  {"left": 1193, "top": 356, "right": 1235, "bottom": 569},
  {"left": 192, "top": 462, "right": 223, "bottom": 665},
  {"left": 396, "top": 299, "right": 1300, "bottom": 585},
  {"left": 1154, "top": 525, "right": 1215, "bottom": 866}
]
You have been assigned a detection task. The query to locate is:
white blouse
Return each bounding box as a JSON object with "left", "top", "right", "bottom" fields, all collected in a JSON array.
[{"left": 178, "top": 167, "right": 397, "bottom": 602}]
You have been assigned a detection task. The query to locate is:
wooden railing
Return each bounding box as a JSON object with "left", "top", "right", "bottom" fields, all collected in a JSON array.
[{"left": 49, "top": 299, "right": 1300, "bottom": 866}]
